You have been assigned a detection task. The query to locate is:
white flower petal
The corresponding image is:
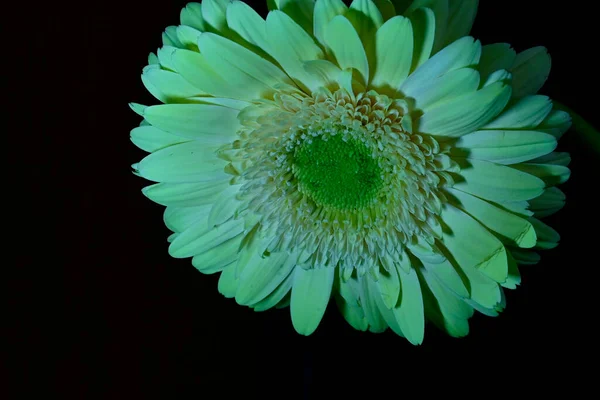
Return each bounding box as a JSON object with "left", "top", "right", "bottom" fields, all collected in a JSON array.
[
  {"left": 406, "top": 0, "right": 449, "bottom": 54},
  {"left": 358, "top": 275, "right": 388, "bottom": 332},
  {"left": 290, "top": 266, "right": 335, "bottom": 335},
  {"left": 226, "top": 0, "right": 271, "bottom": 53},
  {"left": 163, "top": 205, "right": 212, "bottom": 233},
  {"left": 422, "top": 258, "right": 469, "bottom": 298},
  {"left": 478, "top": 43, "right": 516, "bottom": 84},
  {"left": 406, "top": 67, "right": 479, "bottom": 111},
  {"left": 510, "top": 46, "right": 551, "bottom": 98},
  {"left": 452, "top": 130, "right": 557, "bottom": 165},
  {"left": 325, "top": 15, "right": 370, "bottom": 85},
  {"left": 235, "top": 252, "right": 296, "bottom": 305},
  {"left": 446, "top": 188, "right": 536, "bottom": 248},
  {"left": 192, "top": 234, "right": 243, "bottom": 274},
  {"left": 452, "top": 158, "right": 545, "bottom": 202},
  {"left": 418, "top": 81, "right": 511, "bottom": 138},
  {"left": 347, "top": 0, "right": 384, "bottom": 36},
  {"left": 537, "top": 109, "right": 572, "bottom": 139},
  {"left": 141, "top": 103, "right": 240, "bottom": 142},
  {"left": 274, "top": 0, "right": 315, "bottom": 34},
  {"left": 169, "top": 217, "right": 245, "bottom": 259},
  {"left": 482, "top": 95, "right": 553, "bottom": 130},
  {"left": 130, "top": 125, "right": 188, "bottom": 153},
  {"left": 180, "top": 2, "right": 206, "bottom": 31},
  {"left": 313, "top": 0, "right": 348, "bottom": 47},
  {"left": 266, "top": 10, "right": 325, "bottom": 92},
  {"left": 142, "top": 180, "right": 230, "bottom": 208},
  {"left": 401, "top": 36, "right": 481, "bottom": 95},
  {"left": 375, "top": 262, "right": 400, "bottom": 309},
  {"left": 207, "top": 185, "right": 244, "bottom": 227},
  {"left": 163, "top": 26, "right": 183, "bottom": 48},
  {"left": 303, "top": 59, "right": 342, "bottom": 88},
  {"left": 176, "top": 25, "right": 202, "bottom": 50},
  {"left": 137, "top": 141, "right": 228, "bottom": 183},
  {"left": 443, "top": 0, "right": 478, "bottom": 46},
  {"left": 252, "top": 269, "right": 295, "bottom": 312},
  {"left": 370, "top": 16, "right": 413, "bottom": 91},
  {"left": 391, "top": 267, "right": 425, "bottom": 345},
  {"left": 218, "top": 264, "right": 239, "bottom": 298},
  {"left": 201, "top": 0, "right": 228, "bottom": 32},
  {"left": 142, "top": 65, "right": 204, "bottom": 102},
  {"left": 406, "top": 7, "right": 435, "bottom": 71}
]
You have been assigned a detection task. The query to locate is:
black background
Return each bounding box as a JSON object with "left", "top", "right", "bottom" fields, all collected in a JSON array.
[{"left": 10, "top": 0, "right": 598, "bottom": 397}]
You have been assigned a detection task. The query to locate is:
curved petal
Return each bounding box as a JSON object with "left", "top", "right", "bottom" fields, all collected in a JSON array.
[
  {"left": 325, "top": 15, "right": 370, "bottom": 84},
  {"left": 180, "top": 2, "right": 206, "bottom": 31},
  {"left": 313, "top": 0, "right": 348, "bottom": 47},
  {"left": 142, "top": 180, "right": 230, "bottom": 207},
  {"left": 478, "top": 43, "right": 516, "bottom": 84},
  {"left": 510, "top": 46, "right": 551, "bottom": 98},
  {"left": 290, "top": 266, "right": 335, "bottom": 335},
  {"left": 235, "top": 252, "right": 296, "bottom": 305},
  {"left": 130, "top": 125, "right": 188, "bottom": 153},
  {"left": 370, "top": 15, "right": 413, "bottom": 91},
  {"left": 406, "top": 7, "right": 435, "bottom": 71},
  {"left": 226, "top": 0, "right": 271, "bottom": 53},
  {"left": 192, "top": 234, "right": 243, "bottom": 274},
  {"left": 169, "top": 217, "right": 245, "bottom": 258},
  {"left": 406, "top": 67, "right": 479, "bottom": 111},
  {"left": 482, "top": 95, "right": 553, "bottom": 130},
  {"left": 443, "top": 0, "right": 478, "bottom": 46}
]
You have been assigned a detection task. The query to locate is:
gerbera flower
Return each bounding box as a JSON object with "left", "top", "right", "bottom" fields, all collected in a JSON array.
[{"left": 130, "top": 0, "right": 572, "bottom": 344}]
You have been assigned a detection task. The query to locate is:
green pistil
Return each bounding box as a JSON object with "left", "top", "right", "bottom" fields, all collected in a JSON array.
[{"left": 292, "top": 133, "right": 383, "bottom": 210}]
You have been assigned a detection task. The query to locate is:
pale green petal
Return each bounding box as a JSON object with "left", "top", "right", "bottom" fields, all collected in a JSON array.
[
  {"left": 192, "top": 234, "right": 242, "bottom": 274},
  {"left": 325, "top": 15, "right": 370, "bottom": 84},
  {"left": 482, "top": 95, "right": 553, "bottom": 130},
  {"left": 201, "top": 0, "right": 229, "bottom": 32},
  {"left": 169, "top": 218, "right": 245, "bottom": 259},
  {"left": 441, "top": 204, "right": 508, "bottom": 283},
  {"left": 226, "top": 0, "right": 270, "bottom": 53},
  {"left": 537, "top": 110, "right": 572, "bottom": 139},
  {"left": 276, "top": 0, "right": 315, "bottom": 34},
  {"left": 391, "top": 267, "right": 425, "bottom": 345},
  {"left": 164, "top": 205, "right": 211, "bottom": 233},
  {"left": 148, "top": 52, "right": 159, "bottom": 65},
  {"left": 418, "top": 267, "right": 472, "bottom": 337},
  {"left": 510, "top": 249, "right": 540, "bottom": 265},
  {"left": 369, "top": 277, "right": 405, "bottom": 335},
  {"left": 163, "top": 26, "right": 183, "bottom": 48},
  {"left": 218, "top": 264, "right": 239, "bottom": 298},
  {"left": 401, "top": 36, "right": 481, "bottom": 96},
  {"left": 266, "top": 10, "right": 325, "bottom": 92},
  {"left": 137, "top": 141, "right": 227, "bottom": 183},
  {"left": 406, "top": 7, "right": 435, "bottom": 72},
  {"left": 482, "top": 69, "right": 512, "bottom": 87},
  {"left": 510, "top": 46, "right": 551, "bottom": 98},
  {"left": 313, "top": 0, "right": 347, "bottom": 47},
  {"left": 443, "top": 0, "right": 478, "bottom": 46},
  {"left": 530, "top": 151, "right": 571, "bottom": 167},
  {"left": 422, "top": 258, "right": 469, "bottom": 298},
  {"left": 370, "top": 16, "right": 413, "bottom": 91},
  {"left": 171, "top": 48, "right": 250, "bottom": 99},
  {"left": 405, "top": 0, "right": 449, "bottom": 54},
  {"left": 372, "top": 0, "right": 396, "bottom": 20},
  {"left": 290, "top": 266, "right": 335, "bottom": 335},
  {"left": 502, "top": 252, "right": 521, "bottom": 289},
  {"left": 478, "top": 43, "right": 516, "bottom": 84},
  {"left": 208, "top": 185, "right": 243, "bottom": 227},
  {"left": 418, "top": 82, "right": 511, "bottom": 138},
  {"left": 157, "top": 46, "right": 178, "bottom": 71},
  {"left": 452, "top": 158, "right": 545, "bottom": 202},
  {"left": 492, "top": 200, "right": 533, "bottom": 218},
  {"left": 406, "top": 67, "right": 479, "bottom": 111},
  {"left": 303, "top": 59, "right": 342, "bottom": 88},
  {"left": 253, "top": 269, "right": 295, "bottom": 312},
  {"left": 529, "top": 218, "right": 560, "bottom": 250},
  {"left": 141, "top": 104, "right": 240, "bottom": 142},
  {"left": 446, "top": 188, "right": 537, "bottom": 248},
  {"left": 375, "top": 262, "right": 400, "bottom": 309},
  {"left": 528, "top": 187, "right": 566, "bottom": 218},
  {"left": 358, "top": 275, "right": 388, "bottom": 332},
  {"left": 335, "top": 293, "right": 369, "bottom": 331},
  {"left": 511, "top": 162, "right": 571, "bottom": 187},
  {"left": 235, "top": 252, "right": 296, "bottom": 305},
  {"left": 142, "top": 180, "right": 230, "bottom": 207},
  {"left": 142, "top": 65, "right": 204, "bottom": 102},
  {"left": 180, "top": 2, "right": 206, "bottom": 31},
  {"left": 186, "top": 97, "right": 251, "bottom": 110},
  {"left": 200, "top": 32, "right": 291, "bottom": 87},
  {"left": 347, "top": 0, "right": 384, "bottom": 37},
  {"left": 130, "top": 125, "right": 188, "bottom": 153},
  {"left": 452, "top": 130, "right": 557, "bottom": 165},
  {"left": 176, "top": 25, "right": 203, "bottom": 50}
]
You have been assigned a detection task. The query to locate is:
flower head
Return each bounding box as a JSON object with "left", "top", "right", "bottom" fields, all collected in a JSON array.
[{"left": 131, "top": 0, "right": 571, "bottom": 344}]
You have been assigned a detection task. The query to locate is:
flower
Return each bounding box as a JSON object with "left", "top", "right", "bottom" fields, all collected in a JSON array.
[{"left": 130, "top": 0, "right": 571, "bottom": 344}]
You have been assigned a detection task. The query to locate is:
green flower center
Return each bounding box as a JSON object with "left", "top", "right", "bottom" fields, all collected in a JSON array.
[{"left": 292, "top": 133, "right": 383, "bottom": 210}]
